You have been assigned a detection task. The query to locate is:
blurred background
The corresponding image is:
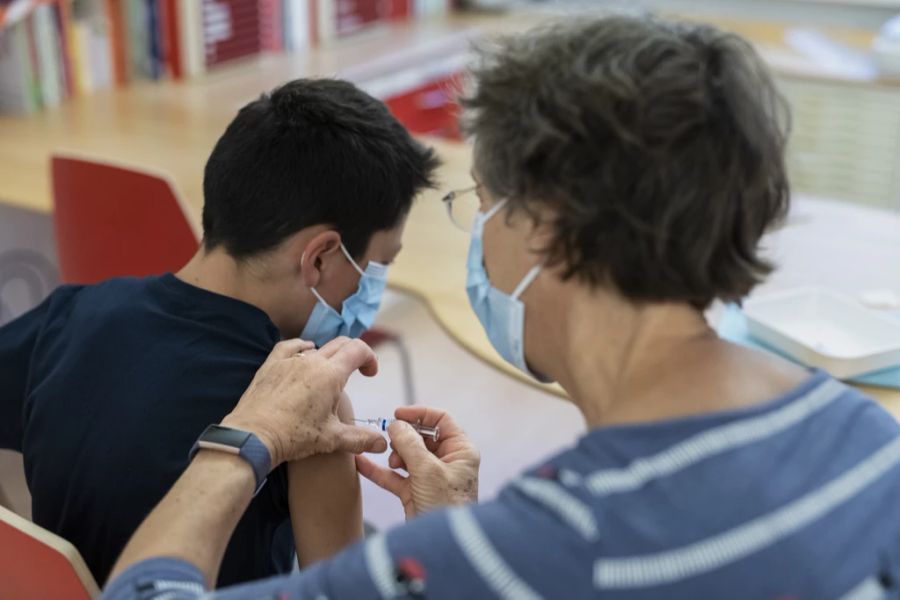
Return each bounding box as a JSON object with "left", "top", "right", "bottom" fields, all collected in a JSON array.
[{"left": 1, "top": 0, "right": 899, "bottom": 531}]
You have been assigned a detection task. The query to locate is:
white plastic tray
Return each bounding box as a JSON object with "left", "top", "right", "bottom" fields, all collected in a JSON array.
[{"left": 744, "top": 288, "right": 900, "bottom": 379}]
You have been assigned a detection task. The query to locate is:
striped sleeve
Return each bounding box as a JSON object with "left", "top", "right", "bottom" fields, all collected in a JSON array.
[
  {"left": 294, "top": 505, "right": 547, "bottom": 599},
  {"left": 100, "top": 557, "right": 206, "bottom": 600},
  {"left": 101, "top": 493, "right": 572, "bottom": 600}
]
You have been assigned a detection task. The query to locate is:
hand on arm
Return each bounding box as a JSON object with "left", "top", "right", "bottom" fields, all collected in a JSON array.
[
  {"left": 287, "top": 392, "right": 364, "bottom": 567},
  {"left": 220, "top": 338, "right": 387, "bottom": 465},
  {"left": 356, "top": 406, "right": 480, "bottom": 519},
  {"left": 108, "top": 337, "right": 388, "bottom": 587}
]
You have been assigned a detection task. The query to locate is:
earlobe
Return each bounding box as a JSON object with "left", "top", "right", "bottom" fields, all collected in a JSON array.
[{"left": 300, "top": 252, "right": 320, "bottom": 288}]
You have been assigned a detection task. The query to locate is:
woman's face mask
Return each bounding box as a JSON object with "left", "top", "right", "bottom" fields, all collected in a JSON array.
[
  {"left": 465, "top": 199, "right": 551, "bottom": 382},
  {"left": 300, "top": 243, "right": 388, "bottom": 348}
]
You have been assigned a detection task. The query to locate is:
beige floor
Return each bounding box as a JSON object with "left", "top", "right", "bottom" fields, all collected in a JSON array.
[{"left": 0, "top": 450, "right": 28, "bottom": 519}]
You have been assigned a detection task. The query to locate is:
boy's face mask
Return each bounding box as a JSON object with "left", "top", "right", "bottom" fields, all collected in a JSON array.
[{"left": 300, "top": 243, "right": 388, "bottom": 347}]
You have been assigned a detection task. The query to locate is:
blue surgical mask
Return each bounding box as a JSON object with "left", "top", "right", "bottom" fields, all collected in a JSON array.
[
  {"left": 466, "top": 199, "right": 550, "bottom": 382},
  {"left": 300, "top": 243, "right": 388, "bottom": 348}
]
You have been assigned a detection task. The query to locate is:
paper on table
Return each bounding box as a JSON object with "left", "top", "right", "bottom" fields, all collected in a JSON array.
[{"left": 779, "top": 27, "right": 878, "bottom": 81}]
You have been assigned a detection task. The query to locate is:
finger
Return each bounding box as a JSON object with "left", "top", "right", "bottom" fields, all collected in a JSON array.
[
  {"left": 394, "top": 406, "right": 467, "bottom": 446},
  {"left": 317, "top": 336, "right": 353, "bottom": 358},
  {"left": 333, "top": 423, "right": 388, "bottom": 455},
  {"left": 355, "top": 455, "right": 407, "bottom": 498},
  {"left": 269, "top": 338, "right": 312, "bottom": 360},
  {"left": 388, "top": 451, "right": 407, "bottom": 471},
  {"left": 394, "top": 406, "right": 451, "bottom": 429},
  {"left": 295, "top": 340, "right": 317, "bottom": 353},
  {"left": 336, "top": 393, "right": 354, "bottom": 423},
  {"left": 387, "top": 420, "right": 436, "bottom": 469},
  {"left": 330, "top": 338, "right": 379, "bottom": 381}
]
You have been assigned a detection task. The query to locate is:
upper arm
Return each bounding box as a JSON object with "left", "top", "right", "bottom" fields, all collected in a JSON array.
[
  {"left": 286, "top": 393, "right": 364, "bottom": 566},
  {"left": 0, "top": 294, "right": 56, "bottom": 450}
]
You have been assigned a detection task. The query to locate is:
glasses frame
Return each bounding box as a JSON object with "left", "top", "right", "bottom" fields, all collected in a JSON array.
[{"left": 441, "top": 185, "right": 479, "bottom": 233}]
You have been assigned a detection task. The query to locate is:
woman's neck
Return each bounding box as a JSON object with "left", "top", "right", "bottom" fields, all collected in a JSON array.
[{"left": 543, "top": 287, "right": 806, "bottom": 429}]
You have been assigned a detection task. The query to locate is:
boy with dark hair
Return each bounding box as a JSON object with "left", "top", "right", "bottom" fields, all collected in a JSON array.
[{"left": 0, "top": 78, "right": 438, "bottom": 586}]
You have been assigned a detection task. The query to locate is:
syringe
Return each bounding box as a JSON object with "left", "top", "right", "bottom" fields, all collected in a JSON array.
[{"left": 354, "top": 418, "right": 440, "bottom": 442}]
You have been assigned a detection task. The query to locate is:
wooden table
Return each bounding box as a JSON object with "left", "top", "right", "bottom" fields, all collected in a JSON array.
[{"left": 1, "top": 11, "right": 898, "bottom": 411}]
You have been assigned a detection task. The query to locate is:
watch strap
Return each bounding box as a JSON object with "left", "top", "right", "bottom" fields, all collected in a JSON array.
[{"left": 189, "top": 425, "right": 271, "bottom": 496}]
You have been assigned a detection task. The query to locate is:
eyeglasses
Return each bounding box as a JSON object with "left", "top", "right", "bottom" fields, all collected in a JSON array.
[{"left": 441, "top": 186, "right": 480, "bottom": 233}]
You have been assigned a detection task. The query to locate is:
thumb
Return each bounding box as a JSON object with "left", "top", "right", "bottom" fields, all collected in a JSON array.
[
  {"left": 388, "top": 421, "right": 436, "bottom": 469},
  {"left": 333, "top": 424, "right": 388, "bottom": 455}
]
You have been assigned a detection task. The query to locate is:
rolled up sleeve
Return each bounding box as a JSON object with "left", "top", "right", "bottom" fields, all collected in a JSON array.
[{"left": 100, "top": 557, "right": 206, "bottom": 600}]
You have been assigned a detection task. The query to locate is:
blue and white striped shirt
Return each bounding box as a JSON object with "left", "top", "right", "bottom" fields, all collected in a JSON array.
[{"left": 103, "top": 370, "right": 900, "bottom": 599}]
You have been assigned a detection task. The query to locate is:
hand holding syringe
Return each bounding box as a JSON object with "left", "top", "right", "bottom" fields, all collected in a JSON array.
[
  {"left": 354, "top": 417, "right": 440, "bottom": 442},
  {"left": 354, "top": 406, "right": 479, "bottom": 520}
]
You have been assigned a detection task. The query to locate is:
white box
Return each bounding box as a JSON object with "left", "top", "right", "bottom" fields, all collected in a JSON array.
[{"left": 744, "top": 288, "right": 900, "bottom": 379}]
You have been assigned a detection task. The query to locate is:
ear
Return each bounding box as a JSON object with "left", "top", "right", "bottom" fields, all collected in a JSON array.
[
  {"left": 525, "top": 204, "right": 557, "bottom": 256},
  {"left": 298, "top": 229, "right": 342, "bottom": 288}
]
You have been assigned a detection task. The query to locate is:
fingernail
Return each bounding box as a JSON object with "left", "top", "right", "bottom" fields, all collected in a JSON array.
[{"left": 386, "top": 420, "right": 410, "bottom": 436}]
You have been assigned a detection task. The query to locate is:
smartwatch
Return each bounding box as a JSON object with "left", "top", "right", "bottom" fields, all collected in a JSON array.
[{"left": 189, "top": 424, "right": 271, "bottom": 496}]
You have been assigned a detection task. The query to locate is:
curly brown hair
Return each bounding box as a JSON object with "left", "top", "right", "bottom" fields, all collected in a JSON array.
[{"left": 461, "top": 15, "right": 791, "bottom": 309}]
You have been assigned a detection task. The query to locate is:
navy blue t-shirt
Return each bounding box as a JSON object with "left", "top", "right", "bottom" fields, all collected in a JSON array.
[{"left": 0, "top": 274, "right": 292, "bottom": 587}]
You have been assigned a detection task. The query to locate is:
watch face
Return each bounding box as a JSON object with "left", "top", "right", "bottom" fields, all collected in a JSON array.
[{"left": 201, "top": 425, "right": 251, "bottom": 448}]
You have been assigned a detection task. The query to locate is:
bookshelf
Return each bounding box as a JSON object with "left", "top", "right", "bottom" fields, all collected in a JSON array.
[{"left": 0, "top": 0, "right": 452, "bottom": 115}]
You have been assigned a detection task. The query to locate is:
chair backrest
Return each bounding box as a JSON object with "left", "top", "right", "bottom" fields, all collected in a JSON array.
[
  {"left": 0, "top": 505, "right": 99, "bottom": 599},
  {"left": 51, "top": 154, "right": 200, "bottom": 284}
]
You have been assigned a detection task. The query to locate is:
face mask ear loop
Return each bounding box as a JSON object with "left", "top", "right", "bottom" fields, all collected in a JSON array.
[
  {"left": 309, "top": 286, "right": 340, "bottom": 314},
  {"left": 339, "top": 243, "right": 367, "bottom": 277},
  {"left": 482, "top": 197, "right": 509, "bottom": 223},
  {"left": 512, "top": 265, "right": 542, "bottom": 300},
  {"left": 302, "top": 241, "right": 366, "bottom": 276},
  {"left": 300, "top": 249, "right": 341, "bottom": 315}
]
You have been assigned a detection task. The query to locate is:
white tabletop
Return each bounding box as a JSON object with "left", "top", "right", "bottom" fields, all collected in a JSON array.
[{"left": 759, "top": 196, "right": 900, "bottom": 298}]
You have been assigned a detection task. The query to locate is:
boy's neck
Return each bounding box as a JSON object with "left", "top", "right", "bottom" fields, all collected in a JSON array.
[{"left": 175, "top": 247, "right": 289, "bottom": 333}]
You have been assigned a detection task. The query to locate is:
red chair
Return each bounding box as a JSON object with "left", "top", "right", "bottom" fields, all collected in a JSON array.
[
  {"left": 51, "top": 154, "right": 200, "bottom": 284},
  {"left": 0, "top": 505, "right": 99, "bottom": 599}
]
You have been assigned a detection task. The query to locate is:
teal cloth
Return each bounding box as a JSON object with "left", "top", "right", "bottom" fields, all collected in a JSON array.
[{"left": 717, "top": 304, "right": 900, "bottom": 390}]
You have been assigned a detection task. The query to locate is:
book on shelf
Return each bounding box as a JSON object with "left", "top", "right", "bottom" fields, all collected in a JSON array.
[
  {"left": 283, "top": 0, "right": 311, "bottom": 52},
  {"left": 202, "top": 0, "right": 263, "bottom": 68},
  {"left": 314, "top": 0, "right": 448, "bottom": 45},
  {"left": 159, "top": 0, "right": 181, "bottom": 79},
  {"left": 33, "top": 2, "right": 64, "bottom": 106},
  {"left": 0, "top": 16, "right": 35, "bottom": 113},
  {"left": 259, "top": 0, "right": 282, "bottom": 52}
]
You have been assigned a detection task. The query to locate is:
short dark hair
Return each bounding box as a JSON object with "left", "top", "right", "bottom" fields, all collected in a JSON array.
[
  {"left": 202, "top": 78, "right": 439, "bottom": 259},
  {"left": 461, "top": 15, "right": 791, "bottom": 308}
]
